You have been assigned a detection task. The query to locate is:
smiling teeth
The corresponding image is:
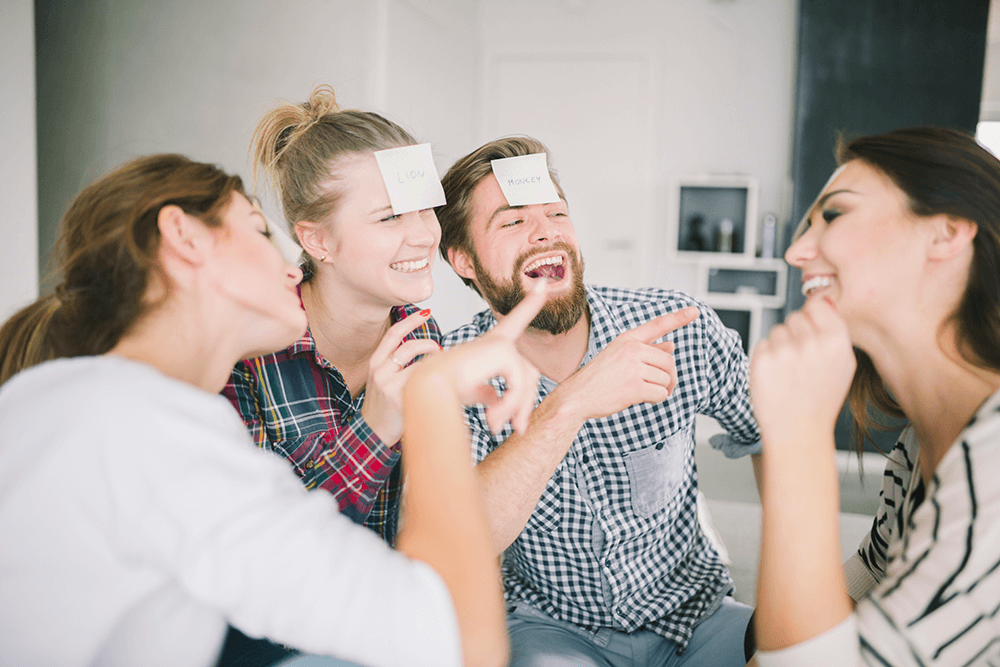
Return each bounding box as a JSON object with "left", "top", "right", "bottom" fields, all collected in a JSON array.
[
  {"left": 802, "top": 275, "right": 834, "bottom": 297},
  {"left": 523, "top": 256, "right": 563, "bottom": 274},
  {"left": 391, "top": 258, "right": 428, "bottom": 273}
]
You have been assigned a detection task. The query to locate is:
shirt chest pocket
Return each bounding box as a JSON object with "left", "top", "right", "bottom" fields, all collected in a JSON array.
[{"left": 624, "top": 429, "right": 689, "bottom": 519}]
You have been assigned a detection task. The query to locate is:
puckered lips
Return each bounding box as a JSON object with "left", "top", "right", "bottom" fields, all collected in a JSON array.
[
  {"left": 521, "top": 252, "right": 566, "bottom": 283},
  {"left": 801, "top": 274, "right": 834, "bottom": 298}
]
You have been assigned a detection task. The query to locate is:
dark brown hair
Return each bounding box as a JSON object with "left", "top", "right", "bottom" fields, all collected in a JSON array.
[
  {"left": 250, "top": 84, "right": 416, "bottom": 276},
  {"left": 436, "top": 136, "right": 566, "bottom": 295},
  {"left": 0, "top": 154, "right": 243, "bottom": 385},
  {"left": 837, "top": 126, "right": 1000, "bottom": 452}
]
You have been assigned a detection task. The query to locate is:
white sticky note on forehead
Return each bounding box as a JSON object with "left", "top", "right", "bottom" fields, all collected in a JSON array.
[
  {"left": 490, "top": 153, "right": 561, "bottom": 206},
  {"left": 373, "top": 143, "right": 447, "bottom": 215}
]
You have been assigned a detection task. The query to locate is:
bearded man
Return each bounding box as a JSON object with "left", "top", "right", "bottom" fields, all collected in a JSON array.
[{"left": 437, "top": 136, "right": 761, "bottom": 667}]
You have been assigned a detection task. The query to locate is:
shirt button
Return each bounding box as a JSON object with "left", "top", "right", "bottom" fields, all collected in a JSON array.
[
  {"left": 582, "top": 453, "right": 590, "bottom": 463},
  {"left": 305, "top": 460, "right": 315, "bottom": 469}
]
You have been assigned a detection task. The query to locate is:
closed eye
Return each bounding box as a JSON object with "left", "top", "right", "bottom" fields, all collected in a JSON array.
[
  {"left": 501, "top": 218, "right": 523, "bottom": 228},
  {"left": 380, "top": 213, "right": 401, "bottom": 223},
  {"left": 822, "top": 208, "right": 841, "bottom": 223}
]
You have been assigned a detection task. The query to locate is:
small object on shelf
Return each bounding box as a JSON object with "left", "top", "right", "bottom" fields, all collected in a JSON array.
[
  {"left": 759, "top": 213, "right": 777, "bottom": 259},
  {"left": 717, "top": 218, "right": 734, "bottom": 253},
  {"left": 684, "top": 214, "right": 708, "bottom": 251}
]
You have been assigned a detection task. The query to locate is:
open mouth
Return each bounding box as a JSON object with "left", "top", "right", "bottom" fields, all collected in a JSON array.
[
  {"left": 522, "top": 255, "right": 565, "bottom": 282},
  {"left": 801, "top": 275, "right": 834, "bottom": 297},
  {"left": 391, "top": 257, "right": 429, "bottom": 273}
]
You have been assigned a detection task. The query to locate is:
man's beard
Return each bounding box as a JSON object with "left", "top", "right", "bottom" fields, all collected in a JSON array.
[{"left": 470, "top": 241, "right": 588, "bottom": 335}]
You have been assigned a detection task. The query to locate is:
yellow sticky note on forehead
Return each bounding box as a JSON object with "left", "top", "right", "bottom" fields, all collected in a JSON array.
[
  {"left": 491, "top": 153, "right": 561, "bottom": 206},
  {"left": 373, "top": 144, "right": 447, "bottom": 215}
]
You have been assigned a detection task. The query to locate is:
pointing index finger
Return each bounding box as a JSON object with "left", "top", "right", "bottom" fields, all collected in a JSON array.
[
  {"left": 373, "top": 308, "right": 431, "bottom": 355},
  {"left": 625, "top": 306, "right": 700, "bottom": 344}
]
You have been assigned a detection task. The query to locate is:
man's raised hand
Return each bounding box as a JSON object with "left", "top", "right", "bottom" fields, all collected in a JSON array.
[{"left": 562, "top": 305, "right": 700, "bottom": 422}]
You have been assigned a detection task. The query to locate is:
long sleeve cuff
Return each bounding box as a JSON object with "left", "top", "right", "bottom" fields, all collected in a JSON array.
[
  {"left": 708, "top": 433, "right": 762, "bottom": 458},
  {"left": 843, "top": 552, "right": 879, "bottom": 603},
  {"left": 756, "top": 614, "right": 863, "bottom": 667}
]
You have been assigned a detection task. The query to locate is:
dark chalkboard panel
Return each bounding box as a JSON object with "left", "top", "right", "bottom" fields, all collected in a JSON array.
[{"left": 786, "top": 0, "right": 991, "bottom": 451}]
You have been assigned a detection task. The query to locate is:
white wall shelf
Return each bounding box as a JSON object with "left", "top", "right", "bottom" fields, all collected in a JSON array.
[
  {"left": 667, "top": 175, "right": 759, "bottom": 261},
  {"left": 696, "top": 256, "right": 787, "bottom": 309}
]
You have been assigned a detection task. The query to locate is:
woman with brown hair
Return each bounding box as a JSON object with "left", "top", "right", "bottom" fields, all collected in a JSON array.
[
  {"left": 0, "top": 153, "right": 542, "bottom": 667},
  {"left": 750, "top": 127, "right": 1000, "bottom": 666},
  {"left": 224, "top": 86, "right": 443, "bottom": 544}
]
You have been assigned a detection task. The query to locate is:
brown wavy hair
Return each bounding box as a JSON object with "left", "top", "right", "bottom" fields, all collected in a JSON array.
[
  {"left": 0, "top": 154, "right": 243, "bottom": 386},
  {"left": 836, "top": 126, "right": 1000, "bottom": 453}
]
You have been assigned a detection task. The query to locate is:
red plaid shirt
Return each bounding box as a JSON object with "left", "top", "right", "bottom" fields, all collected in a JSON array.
[{"left": 223, "top": 303, "right": 441, "bottom": 544}]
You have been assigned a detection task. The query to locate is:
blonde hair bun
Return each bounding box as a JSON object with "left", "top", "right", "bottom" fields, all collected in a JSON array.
[
  {"left": 250, "top": 85, "right": 344, "bottom": 188},
  {"left": 304, "top": 84, "right": 340, "bottom": 121}
]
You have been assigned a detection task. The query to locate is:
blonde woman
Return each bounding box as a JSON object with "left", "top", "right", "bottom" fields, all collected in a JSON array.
[{"left": 224, "top": 86, "right": 442, "bottom": 543}]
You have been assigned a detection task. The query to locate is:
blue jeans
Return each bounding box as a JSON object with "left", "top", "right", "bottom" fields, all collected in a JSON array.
[{"left": 507, "top": 596, "right": 753, "bottom": 667}]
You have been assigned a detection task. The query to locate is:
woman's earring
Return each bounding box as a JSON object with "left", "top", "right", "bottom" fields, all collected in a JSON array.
[{"left": 319, "top": 255, "right": 327, "bottom": 262}]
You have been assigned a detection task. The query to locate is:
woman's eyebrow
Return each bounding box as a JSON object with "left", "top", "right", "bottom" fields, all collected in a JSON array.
[{"left": 815, "top": 188, "right": 855, "bottom": 207}]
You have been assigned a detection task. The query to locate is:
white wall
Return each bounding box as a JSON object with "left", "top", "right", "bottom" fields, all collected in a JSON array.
[
  {"left": 0, "top": 0, "right": 39, "bottom": 321},
  {"left": 35, "top": 0, "right": 378, "bottom": 271},
  {"left": 16, "top": 0, "right": 802, "bottom": 334},
  {"left": 10, "top": 0, "right": 1000, "bottom": 335},
  {"left": 478, "top": 0, "right": 798, "bottom": 297},
  {"left": 32, "top": 1, "right": 355, "bottom": 276},
  {"left": 381, "top": 0, "right": 487, "bottom": 331},
  {"left": 23, "top": 0, "right": 800, "bottom": 336},
  {"left": 32, "top": 0, "right": 483, "bottom": 332}
]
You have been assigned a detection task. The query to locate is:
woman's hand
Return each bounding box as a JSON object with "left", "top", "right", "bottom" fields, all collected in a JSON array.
[
  {"left": 750, "top": 295, "right": 856, "bottom": 452},
  {"left": 398, "top": 285, "right": 546, "bottom": 667},
  {"left": 751, "top": 299, "right": 857, "bottom": 653},
  {"left": 361, "top": 310, "right": 442, "bottom": 445},
  {"left": 411, "top": 282, "right": 547, "bottom": 435}
]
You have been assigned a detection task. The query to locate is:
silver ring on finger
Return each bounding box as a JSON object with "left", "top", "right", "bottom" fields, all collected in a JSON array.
[{"left": 390, "top": 353, "right": 404, "bottom": 369}]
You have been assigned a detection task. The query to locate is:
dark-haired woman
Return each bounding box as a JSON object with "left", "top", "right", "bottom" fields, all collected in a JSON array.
[
  {"left": 0, "top": 153, "right": 544, "bottom": 667},
  {"left": 750, "top": 127, "right": 1000, "bottom": 666},
  {"left": 224, "top": 85, "right": 442, "bottom": 543}
]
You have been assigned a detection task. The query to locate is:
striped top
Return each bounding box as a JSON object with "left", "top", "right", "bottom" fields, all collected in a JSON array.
[{"left": 758, "top": 387, "right": 1000, "bottom": 667}]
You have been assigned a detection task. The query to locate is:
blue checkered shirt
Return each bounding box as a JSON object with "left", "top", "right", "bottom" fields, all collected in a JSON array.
[{"left": 443, "top": 285, "right": 761, "bottom": 650}]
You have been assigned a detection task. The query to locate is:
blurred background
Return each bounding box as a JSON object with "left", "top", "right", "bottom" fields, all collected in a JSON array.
[{"left": 2, "top": 1, "right": 998, "bottom": 538}]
